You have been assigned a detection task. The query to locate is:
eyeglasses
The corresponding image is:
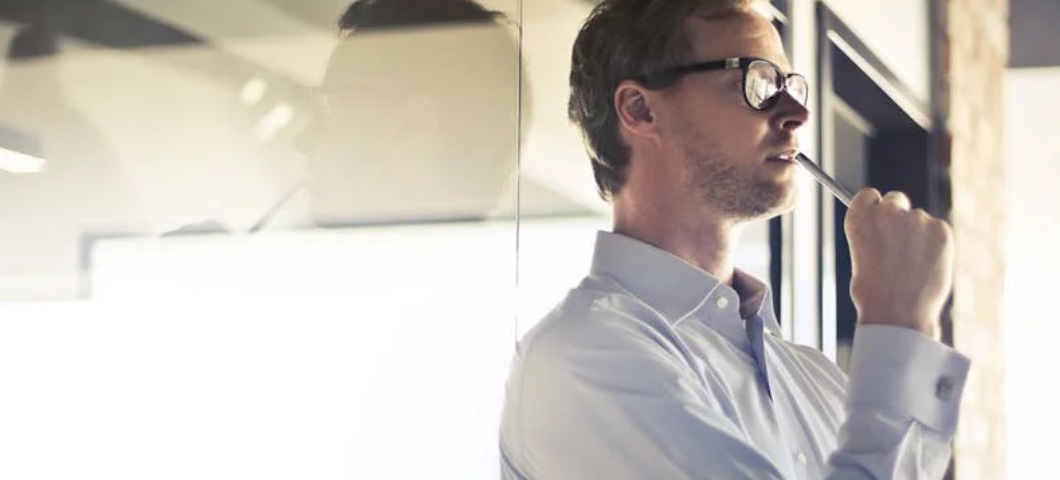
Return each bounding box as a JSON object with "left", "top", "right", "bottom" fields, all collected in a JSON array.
[{"left": 634, "top": 57, "right": 809, "bottom": 112}]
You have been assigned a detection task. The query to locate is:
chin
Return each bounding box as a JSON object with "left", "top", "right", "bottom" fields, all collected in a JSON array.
[
  {"left": 774, "top": 184, "right": 800, "bottom": 213},
  {"left": 739, "top": 181, "right": 799, "bottom": 221}
]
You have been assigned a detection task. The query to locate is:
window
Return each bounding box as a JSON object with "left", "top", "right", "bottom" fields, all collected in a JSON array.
[{"left": 816, "top": 3, "right": 935, "bottom": 367}]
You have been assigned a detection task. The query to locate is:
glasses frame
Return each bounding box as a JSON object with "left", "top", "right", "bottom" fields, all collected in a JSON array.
[{"left": 633, "top": 56, "right": 809, "bottom": 112}]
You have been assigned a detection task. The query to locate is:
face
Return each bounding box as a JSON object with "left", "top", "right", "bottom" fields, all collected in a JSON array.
[
  {"left": 303, "top": 25, "right": 520, "bottom": 224},
  {"left": 651, "top": 11, "right": 809, "bottom": 221}
]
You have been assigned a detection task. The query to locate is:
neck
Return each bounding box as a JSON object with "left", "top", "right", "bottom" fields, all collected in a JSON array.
[{"left": 613, "top": 197, "right": 743, "bottom": 287}]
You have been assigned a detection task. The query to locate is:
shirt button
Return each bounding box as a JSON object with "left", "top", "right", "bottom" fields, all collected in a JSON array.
[
  {"left": 716, "top": 296, "right": 729, "bottom": 309},
  {"left": 795, "top": 451, "right": 808, "bottom": 465}
]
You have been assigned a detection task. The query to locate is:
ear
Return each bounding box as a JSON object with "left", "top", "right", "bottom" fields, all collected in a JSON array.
[{"left": 614, "top": 80, "right": 659, "bottom": 140}]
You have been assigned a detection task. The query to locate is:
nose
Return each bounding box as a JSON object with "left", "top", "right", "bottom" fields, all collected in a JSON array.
[{"left": 771, "top": 92, "right": 810, "bottom": 132}]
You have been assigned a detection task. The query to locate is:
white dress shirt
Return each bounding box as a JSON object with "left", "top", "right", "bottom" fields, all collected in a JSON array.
[{"left": 500, "top": 230, "right": 970, "bottom": 479}]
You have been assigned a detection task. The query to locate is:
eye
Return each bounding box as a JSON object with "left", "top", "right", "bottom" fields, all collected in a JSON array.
[{"left": 744, "top": 64, "right": 778, "bottom": 107}]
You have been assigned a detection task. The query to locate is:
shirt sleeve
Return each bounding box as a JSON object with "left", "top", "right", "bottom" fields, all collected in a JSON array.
[
  {"left": 506, "top": 321, "right": 969, "bottom": 480},
  {"left": 826, "top": 324, "right": 972, "bottom": 479}
]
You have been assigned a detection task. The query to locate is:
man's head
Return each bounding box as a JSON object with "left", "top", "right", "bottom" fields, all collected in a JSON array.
[
  {"left": 8, "top": 25, "right": 58, "bottom": 61},
  {"left": 569, "top": 0, "right": 809, "bottom": 223},
  {"left": 306, "top": 0, "right": 524, "bottom": 225}
]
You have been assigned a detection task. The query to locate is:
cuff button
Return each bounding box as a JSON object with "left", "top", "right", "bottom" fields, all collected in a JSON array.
[{"left": 935, "top": 376, "right": 955, "bottom": 401}]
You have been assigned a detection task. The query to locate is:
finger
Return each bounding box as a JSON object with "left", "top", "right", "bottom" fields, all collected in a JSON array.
[
  {"left": 849, "top": 188, "right": 882, "bottom": 211},
  {"left": 845, "top": 189, "right": 881, "bottom": 235},
  {"left": 881, "top": 191, "right": 912, "bottom": 211}
]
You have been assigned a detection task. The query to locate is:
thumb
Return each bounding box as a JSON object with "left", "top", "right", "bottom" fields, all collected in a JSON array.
[{"left": 845, "top": 188, "right": 882, "bottom": 235}]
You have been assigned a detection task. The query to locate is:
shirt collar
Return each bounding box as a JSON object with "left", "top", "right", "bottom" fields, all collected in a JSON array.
[{"left": 588, "top": 230, "right": 781, "bottom": 336}]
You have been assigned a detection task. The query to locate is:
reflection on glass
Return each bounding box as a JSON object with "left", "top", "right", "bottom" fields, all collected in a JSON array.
[
  {"left": 1, "top": 1, "right": 523, "bottom": 479},
  {"left": 303, "top": 1, "right": 521, "bottom": 227},
  {"left": 0, "top": 25, "right": 146, "bottom": 302}
]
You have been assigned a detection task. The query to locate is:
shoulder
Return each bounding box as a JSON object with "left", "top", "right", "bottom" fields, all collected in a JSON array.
[
  {"left": 515, "top": 281, "right": 687, "bottom": 375},
  {"left": 503, "top": 279, "right": 705, "bottom": 426},
  {"left": 500, "top": 281, "right": 729, "bottom": 479}
]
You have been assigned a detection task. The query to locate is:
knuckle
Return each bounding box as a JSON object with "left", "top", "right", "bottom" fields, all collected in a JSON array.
[
  {"left": 925, "top": 219, "right": 952, "bottom": 245},
  {"left": 882, "top": 191, "right": 911, "bottom": 210},
  {"left": 933, "top": 219, "right": 954, "bottom": 240},
  {"left": 913, "top": 208, "right": 933, "bottom": 225},
  {"left": 880, "top": 199, "right": 903, "bottom": 214},
  {"left": 853, "top": 188, "right": 882, "bottom": 207},
  {"left": 861, "top": 187, "right": 882, "bottom": 198}
]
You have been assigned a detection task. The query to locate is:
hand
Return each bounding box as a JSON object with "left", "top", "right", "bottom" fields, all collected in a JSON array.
[{"left": 844, "top": 189, "right": 955, "bottom": 339}]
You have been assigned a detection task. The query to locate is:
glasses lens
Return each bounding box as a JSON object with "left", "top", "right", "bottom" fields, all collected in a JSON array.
[
  {"left": 745, "top": 61, "right": 780, "bottom": 109},
  {"left": 787, "top": 74, "right": 809, "bottom": 106}
]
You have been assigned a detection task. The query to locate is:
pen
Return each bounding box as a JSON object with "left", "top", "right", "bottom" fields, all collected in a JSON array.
[{"left": 795, "top": 153, "right": 855, "bottom": 207}]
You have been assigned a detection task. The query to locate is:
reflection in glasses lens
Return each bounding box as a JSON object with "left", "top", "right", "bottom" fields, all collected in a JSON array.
[
  {"left": 744, "top": 59, "right": 809, "bottom": 110},
  {"left": 745, "top": 61, "right": 778, "bottom": 108}
]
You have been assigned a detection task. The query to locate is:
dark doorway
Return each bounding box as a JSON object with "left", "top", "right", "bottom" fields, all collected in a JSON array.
[{"left": 816, "top": 3, "right": 934, "bottom": 369}]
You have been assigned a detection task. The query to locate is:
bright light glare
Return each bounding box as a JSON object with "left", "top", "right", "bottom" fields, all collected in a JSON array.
[
  {"left": 254, "top": 103, "right": 293, "bottom": 141},
  {"left": 240, "top": 78, "right": 268, "bottom": 106},
  {"left": 0, "top": 146, "right": 45, "bottom": 174}
]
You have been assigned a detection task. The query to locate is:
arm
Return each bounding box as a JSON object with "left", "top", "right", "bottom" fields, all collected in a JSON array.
[
  {"left": 826, "top": 188, "right": 971, "bottom": 477},
  {"left": 828, "top": 324, "right": 970, "bottom": 479}
]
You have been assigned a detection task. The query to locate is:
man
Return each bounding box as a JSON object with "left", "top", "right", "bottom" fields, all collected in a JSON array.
[
  {"left": 172, "top": 0, "right": 525, "bottom": 233},
  {"left": 300, "top": 0, "right": 524, "bottom": 228},
  {"left": 499, "top": 1, "right": 969, "bottom": 479}
]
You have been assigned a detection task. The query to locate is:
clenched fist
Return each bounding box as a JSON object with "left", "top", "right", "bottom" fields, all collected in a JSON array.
[{"left": 844, "top": 188, "right": 955, "bottom": 340}]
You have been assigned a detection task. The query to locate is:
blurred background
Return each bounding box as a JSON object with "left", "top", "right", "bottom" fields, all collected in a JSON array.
[{"left": 0, "top": 0, "right": 1051, "bottom": 478}]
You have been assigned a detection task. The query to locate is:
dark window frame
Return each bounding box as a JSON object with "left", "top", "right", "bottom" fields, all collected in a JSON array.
[{"left": 814, "top": 1, "right": 944, "bottom": 358}]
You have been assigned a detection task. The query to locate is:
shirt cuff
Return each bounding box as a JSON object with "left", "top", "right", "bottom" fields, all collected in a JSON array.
[{"left": 846, "top": 324, "right": 972, "bottom": 435}]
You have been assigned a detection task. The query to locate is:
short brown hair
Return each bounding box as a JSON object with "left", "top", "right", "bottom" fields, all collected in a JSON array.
[{"left": 568, "top": 0, "right": 754, "bottom": 201}]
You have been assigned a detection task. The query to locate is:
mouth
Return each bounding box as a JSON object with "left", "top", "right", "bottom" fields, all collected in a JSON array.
[{"left": 766, "top": 149, "right": 799, "bottom": 164}]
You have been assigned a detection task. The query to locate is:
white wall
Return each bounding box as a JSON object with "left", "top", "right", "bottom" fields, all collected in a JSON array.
[
  {"left": 1, "top": 222, "right": 519, "bottom": 480},
  {"left": 1004, "top": 67, "right": 1060, "bottom": 480}
]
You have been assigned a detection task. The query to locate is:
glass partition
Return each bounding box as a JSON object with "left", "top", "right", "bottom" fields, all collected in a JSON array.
[
  {"left": 1, "top": 1, "right": 801, "bottom": 477},
  {"left": 515, "top": 0, "right": 608, "bottom": 336},
  {"left": 0, "top": 1, "right": 521, "bottom": 478}
]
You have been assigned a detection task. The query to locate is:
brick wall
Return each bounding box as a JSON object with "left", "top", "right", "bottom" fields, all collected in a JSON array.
[{"left": 935, "top": 0, "right": 1010, "bottom": 478}]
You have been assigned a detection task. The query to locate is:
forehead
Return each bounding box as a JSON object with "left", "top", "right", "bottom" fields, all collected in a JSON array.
[{"left": 684, "top": 11, "right": 790, "bottom": 71}]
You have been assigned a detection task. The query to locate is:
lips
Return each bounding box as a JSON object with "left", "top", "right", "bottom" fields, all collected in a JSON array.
[{"left": 767, "top": 150, "right": 799, "bottom": 163}]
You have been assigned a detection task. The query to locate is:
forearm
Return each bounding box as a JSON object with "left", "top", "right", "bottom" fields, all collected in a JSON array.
[{"left": 824, "top": 325, "right": 971, "bottom": 479}]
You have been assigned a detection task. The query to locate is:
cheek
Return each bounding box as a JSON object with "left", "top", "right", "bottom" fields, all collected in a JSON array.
[
  {"left": 659, "top": 90, "right": 769, "bottom": 155},
  {"left": 663, "top": 102, "right": 724, "bottom": 146},
  {"left": 713, "top": 113, "right": 770, "bottom": 150}
]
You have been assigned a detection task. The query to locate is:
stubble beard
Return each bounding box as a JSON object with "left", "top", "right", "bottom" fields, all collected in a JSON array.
[{"left": 686, "top": 146, "right": 795, "bottom": 222}]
